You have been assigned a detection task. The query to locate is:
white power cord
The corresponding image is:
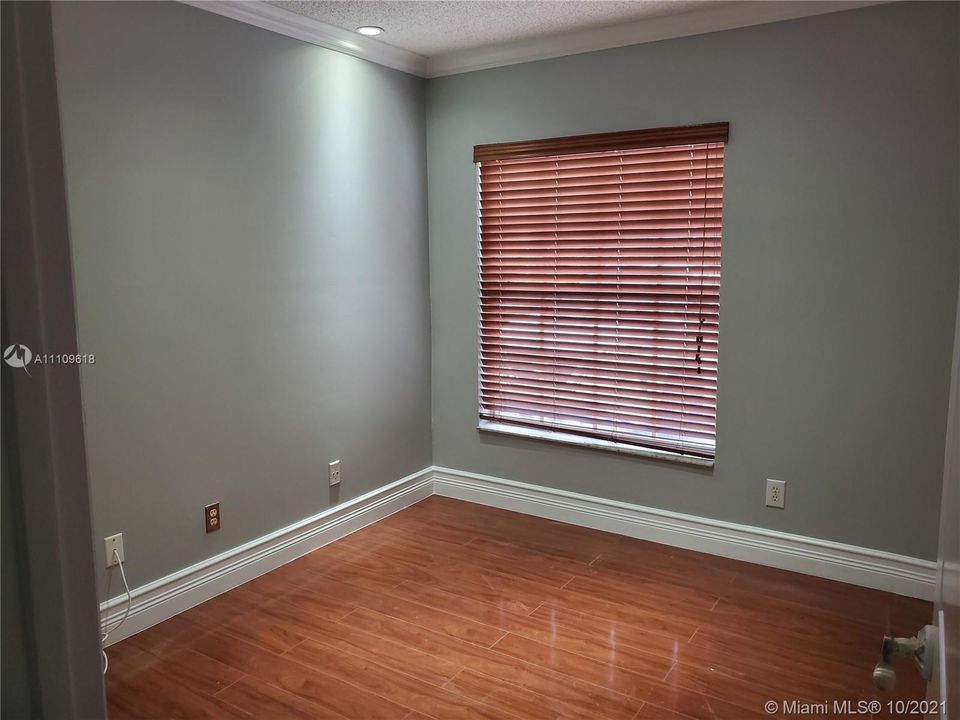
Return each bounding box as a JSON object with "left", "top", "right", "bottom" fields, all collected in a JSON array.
[{"left": 100, "top": 549, "right": 132, "bottom": 675}]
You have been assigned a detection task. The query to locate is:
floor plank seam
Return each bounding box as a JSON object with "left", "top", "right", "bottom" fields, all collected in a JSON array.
[
  {"left": 438, "top": 668, "right": 465, "bottom": 692},
  {"left": 278, "top": 637, "right": 309, "bottom": 657},
  {"left": 487, "top": 631, "right": 509, "bottom": 649},
  {"left": 660, "top": 661, "right": 677, "bottom": 682},
  {"left": 211, "top": 674, "right": 245, "bottom": 698}
]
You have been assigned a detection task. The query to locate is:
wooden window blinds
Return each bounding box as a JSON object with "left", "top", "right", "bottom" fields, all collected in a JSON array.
[{"left": 475, "top": 123, "right": 728, "bottom": 460}]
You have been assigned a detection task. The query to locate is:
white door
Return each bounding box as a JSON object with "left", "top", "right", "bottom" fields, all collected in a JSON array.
[{"left": 931, "top": 278, "right": 960, "bottom": 717}]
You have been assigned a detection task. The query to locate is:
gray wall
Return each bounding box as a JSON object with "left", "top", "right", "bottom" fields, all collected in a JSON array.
[
  {"left": 47, "top": 0, "right": 959, "bottom": 600},
  {"left": 427, "top": 2, "right": 960, "bottom": 560},
  {"left": 51, "top": 1, "right": 431, "bottom": 590}
]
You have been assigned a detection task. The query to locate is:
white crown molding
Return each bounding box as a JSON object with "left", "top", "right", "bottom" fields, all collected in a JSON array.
[
  {"left": 425, "top": 0, "right": 888, "bottom": 77},
  {"left": 182, "top": 0, "right": 887, "bottom": 79},
  {"left": 179, "top": 0, "right": 428, "bottom": 76},
  {"left": 432, "top": 466, "right": 936, "bottom": 600}
]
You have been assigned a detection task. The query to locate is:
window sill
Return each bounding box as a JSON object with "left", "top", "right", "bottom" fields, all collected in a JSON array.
[{"left": 477, "top": 420, "right": 715, "bottom": 468}]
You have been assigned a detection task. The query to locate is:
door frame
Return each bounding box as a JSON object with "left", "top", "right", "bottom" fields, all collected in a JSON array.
[
  {"left": 2, "top": 1, "right": 106, "bottom": 716},
  {"left": 931, "top": 260, "right": 960, "bottom": 716}
]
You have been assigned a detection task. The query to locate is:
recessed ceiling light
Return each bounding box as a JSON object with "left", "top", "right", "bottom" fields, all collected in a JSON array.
[{"left": 356, "top": 26, "right": 384, "bottom": 36}]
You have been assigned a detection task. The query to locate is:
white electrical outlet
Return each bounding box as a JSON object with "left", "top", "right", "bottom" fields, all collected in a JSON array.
[
  {"left": 104, "top": 533, "right": 124, "bottom": 567},
  {"left": 765, "top": 479, "right": 786, "bottom": 509},
  {"left": 328, "top": 460, "right": 341, "bottom": 487}
]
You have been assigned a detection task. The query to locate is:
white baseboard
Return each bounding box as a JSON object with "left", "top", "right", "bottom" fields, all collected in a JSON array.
[
  {"left": 100, "top": 468, "right": 433, "bottom": 646},
  {"left": 101, "top": 463, "right": 935, "bottom": 645},
  {"left": 431, "top": 466, "right": 936, "bottom": 600}
]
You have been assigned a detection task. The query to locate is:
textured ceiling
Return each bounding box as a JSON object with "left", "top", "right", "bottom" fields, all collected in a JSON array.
[{"left": 269, "top": 1, "right": 729, "bottom": 57}]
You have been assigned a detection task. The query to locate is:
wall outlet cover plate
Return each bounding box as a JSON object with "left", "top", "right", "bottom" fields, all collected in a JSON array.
[
  {"left": 104, "top": 533, "right": 124, "bottom": 567},
  {"left": 766, "top": 479, "right": 786, "bottom": 509},
  {"left": 205, "top": 502, "right": 221, "bottom": 533}
]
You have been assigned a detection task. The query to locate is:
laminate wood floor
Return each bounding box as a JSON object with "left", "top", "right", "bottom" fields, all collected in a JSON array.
[{"left": 106, "top": 497, "right": 932, "bottom": 719}]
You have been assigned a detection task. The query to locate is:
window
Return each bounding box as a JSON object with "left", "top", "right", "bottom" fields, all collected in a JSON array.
[{"left": 475, "top": 123, "right": 728, "bottom": 463}]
